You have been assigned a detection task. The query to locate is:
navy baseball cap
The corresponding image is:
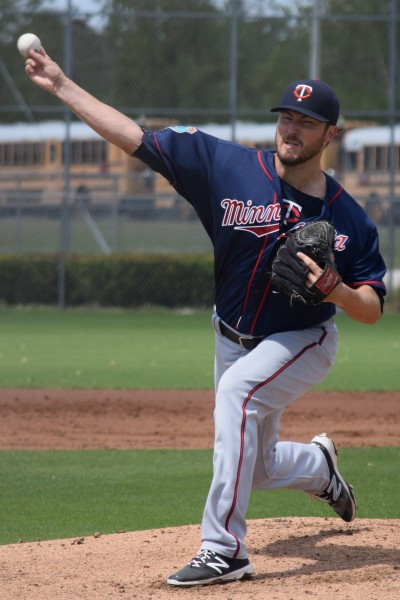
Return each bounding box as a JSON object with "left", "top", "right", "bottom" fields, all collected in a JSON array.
[{"left": 270, "top": 79, "right": 340, "bottom": 125}]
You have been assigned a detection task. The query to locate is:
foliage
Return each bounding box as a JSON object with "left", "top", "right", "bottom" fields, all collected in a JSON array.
[
  {"left": 0, "top": 0, "right": 109, "bottom": 122},
  {"left": 103, "top": 0, "right": 227, "bottom": 114},
  {"left": 1, "top": 0, "right": 399, "bottom": 123},
  {"left": 0, "top": 253, "right": 215, "bottom": 307},
  {"left": 315, "top": 0, "right": 394, "bottom": 113}
]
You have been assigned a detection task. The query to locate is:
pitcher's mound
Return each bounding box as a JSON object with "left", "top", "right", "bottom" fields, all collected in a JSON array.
[{"left": 1, "top": 518, "right": 399, "bottom": 599}]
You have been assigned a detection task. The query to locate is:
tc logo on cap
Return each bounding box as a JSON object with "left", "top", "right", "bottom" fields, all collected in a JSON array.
[{"left": 293, "top": 84, "right": 313, "bottom": 102}]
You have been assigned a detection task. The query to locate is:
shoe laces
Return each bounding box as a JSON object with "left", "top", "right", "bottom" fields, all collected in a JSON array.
[
  {"left": 188, "top": 549, "right": 215, "bottom": 567},
  {"left": 318, "top": 488, "right": 337, "bottom": 506}
]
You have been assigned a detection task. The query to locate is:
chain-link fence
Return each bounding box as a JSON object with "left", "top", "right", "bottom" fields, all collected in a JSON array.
[{"left": 0, "top": 0, "right": 399, "bottom": 307}]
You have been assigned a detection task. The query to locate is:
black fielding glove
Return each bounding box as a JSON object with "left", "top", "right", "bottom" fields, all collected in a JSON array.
[{"left": 271, "top": 221, "right": 341, "bottom": 305}]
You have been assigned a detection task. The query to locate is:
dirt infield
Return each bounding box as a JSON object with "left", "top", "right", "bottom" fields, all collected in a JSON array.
[{"left": 0, "top": 388, "right": 399, "bottom": 599}]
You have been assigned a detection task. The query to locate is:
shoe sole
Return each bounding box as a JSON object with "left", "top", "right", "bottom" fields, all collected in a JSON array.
[
  {"left": 166, "top": 564, "right": 255, "bottom": 586},
  {"left": 311, "top": 433, "right": 357, "bottom": 522}
]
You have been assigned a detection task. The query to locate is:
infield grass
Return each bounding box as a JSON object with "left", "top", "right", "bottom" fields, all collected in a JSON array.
[
  {"left": 0, "top": 215, "right": 212, "bottom": 255},
  {"left": 0, "top": 308, "right": 399, "bottom": 390},
  {"left": 0, "top": 447, "right": 398, "bottom": 545},
  {"left": 0, "top": 308, "right": 398, "bottom": 546}
]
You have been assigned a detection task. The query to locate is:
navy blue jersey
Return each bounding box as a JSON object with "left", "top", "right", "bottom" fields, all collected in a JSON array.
[{"left": 134, "top": 126, "right": 387, "bottom": 336}]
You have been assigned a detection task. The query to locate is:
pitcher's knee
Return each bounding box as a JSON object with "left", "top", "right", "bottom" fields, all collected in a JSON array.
[
  {"left": 217, "top": 370, "right": 253, "bottom": 402},
  {"left": 252, "top": 446, "right": 279, "bottom": 488}
]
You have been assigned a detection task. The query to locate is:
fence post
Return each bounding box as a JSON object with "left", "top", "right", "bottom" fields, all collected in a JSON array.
[
  {"left": 309, "top": 0, "right": 321, "bottom": 79},
  {"left": 58, "top": 0, "right": 73, "bottom": 310},
  {"left": 387, "top": 0, "right": 398, "bottom": 295},
  {"left": 229, "top": 0, "right": 240, "bottom": 143}
]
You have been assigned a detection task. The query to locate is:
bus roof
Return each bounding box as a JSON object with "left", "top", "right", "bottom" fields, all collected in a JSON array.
[
  {"left": 0, "top": 120, "right": 102, "bottom": 142},
  {"left": 343, "top": 124, "right": 400, "bottom": 151},
  {"left": 198, "top": 122, "right": 277, "bottom": 143},
  {"left": 0, "top": 120, "right": 278, "bottom": 144}
]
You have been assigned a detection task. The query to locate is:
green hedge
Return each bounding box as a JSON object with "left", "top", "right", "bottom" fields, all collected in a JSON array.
[
  {"left": 0, "top": 254, "right": 215, "bottom": 308},
  {"left": 4, "top": 254, "right": 398, "bottom": 310}
]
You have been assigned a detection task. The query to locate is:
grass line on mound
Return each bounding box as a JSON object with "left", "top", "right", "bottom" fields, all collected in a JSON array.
[
  {"left": 0, "top": 309, "right": 399, "bottom": 390},
  {"left": 0, "top": 447, "right": 398, "bottom": 545}
]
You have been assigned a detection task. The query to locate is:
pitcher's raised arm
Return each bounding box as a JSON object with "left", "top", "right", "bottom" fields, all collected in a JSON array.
[{"left": 24, "top": 43, "right": 143, "bottom": 155}]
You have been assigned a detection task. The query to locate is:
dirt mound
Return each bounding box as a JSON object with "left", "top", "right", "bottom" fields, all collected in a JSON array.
[
  {"left": 1, "top": 519, "right": 399, "bottom": 599},
  {"left": 0, "top": 389, "right": 398, "bottom": 449},
  {"left": 0, "top": 388, "right": 398, "bottom": 599}
]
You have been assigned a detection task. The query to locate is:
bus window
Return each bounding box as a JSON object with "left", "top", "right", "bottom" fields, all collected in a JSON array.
[
  {"left": 62, "top": 140, "right": 107, "bottom": 164},
  {"left": 33, "top": 143, "right": 43, "bottom": 164},
  {"left": 82, "top": 141, "right": 91, "bottom": 162},
  {"left": 364, "top": 147, "right": 375, "bottom": 171},
  {"left": 345, "top": 151, "right": 357, "bottom": 171},
  {"left": 376, "top": 146, "right": 386, "bottom": 171},
  {"left": 0, "top": 142, "right": 42, "bottom": 166},
  {"left": 49, "top": 143, "right": 57, "bottom": 163}
]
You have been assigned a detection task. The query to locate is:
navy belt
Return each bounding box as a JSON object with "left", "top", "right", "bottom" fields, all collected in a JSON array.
[{"left": 218, "top": 320, "right": 265, "bottom": 351}]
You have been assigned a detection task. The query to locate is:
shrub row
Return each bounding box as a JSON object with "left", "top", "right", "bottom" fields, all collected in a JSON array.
[{"left": 0, "top": 253, "right": 215, "bottom": 308}]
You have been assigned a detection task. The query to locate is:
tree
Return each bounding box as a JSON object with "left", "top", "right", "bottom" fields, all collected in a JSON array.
[
  {"left": 0, "top": 1, "right": 49, "bottom": 122},
  {"left": 2, "top": 0, "right": 398, "bottom": 125},
  {"left": 0, "top": 0, "right": 110, "bottom": 123},
  {"left": 101, "top": 0, "right": 230, "bottom": 120},
  {"left": 295, "top": 0, "right": 399, "bottom": 119}
]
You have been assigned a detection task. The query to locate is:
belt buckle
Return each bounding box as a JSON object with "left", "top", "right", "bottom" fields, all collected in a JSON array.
[{"left": 238, "top": 336, "right": 251, "bottom": 349}]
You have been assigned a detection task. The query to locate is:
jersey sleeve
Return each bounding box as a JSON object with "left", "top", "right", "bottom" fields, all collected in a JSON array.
[
  {"left": 339, "top": 222, "right": 387, "bottom": 304},
  {"left": 133, "top": 126, "right": 218, "bottom": 207}
]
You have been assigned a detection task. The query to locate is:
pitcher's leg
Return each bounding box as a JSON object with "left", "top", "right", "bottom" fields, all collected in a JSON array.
[
  {"left": 253, "top": 427, "right": 329, "bottom": 493},
  {"left": 201, "top": 377, "right": 259, "bottom": 558},
  {"left": 202, "top": 322, "right": 338, "bottom": 559}
]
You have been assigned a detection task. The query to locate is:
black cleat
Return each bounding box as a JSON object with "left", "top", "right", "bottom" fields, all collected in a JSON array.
[
  {"left": 167, "top": 549, "right": 254, "bottom": 586},
  {"left": 311, "top": 433, "right": 357, "bottom": 522}
]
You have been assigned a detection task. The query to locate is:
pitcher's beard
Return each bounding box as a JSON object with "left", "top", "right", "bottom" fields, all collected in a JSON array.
[
  {"left": 275, "top": 130, "right": 328, "bottom": 167},
  {"left": 276, "top": 140, "right": 325, "bottom": 166}
]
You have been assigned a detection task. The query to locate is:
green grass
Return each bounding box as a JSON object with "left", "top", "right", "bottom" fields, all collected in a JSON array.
[
  {"left": 0, "top": 308, "right": 397, "bottom": 546},
  {"left": 318, "top": 311, "right": 400, "bottom": 390},
  {"left": 0, "top": 307, "right": 215, "bottom": 389},
  {"left": 0, "top": 215, "right": 212, "bottom": 254},
  {"left": 249, "top": 446, "right": 400, "bottom": 519},
  {"left": 0, "top": 308, "right": 399, "bottom": 390},
  {"left": 1, "top": 216, "right": 399, "bottom": 263},
  {"left": 0, "top": 447, "right": 398, "bottom": 545}
]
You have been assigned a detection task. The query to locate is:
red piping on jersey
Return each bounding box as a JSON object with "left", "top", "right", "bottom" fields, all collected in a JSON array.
[
  {"left": 250, "top": 276, "right": 272, "bottom": 335},
  {"left": 235, "top": 188, "right": 278, "bottom": 330},
  {"left": 236, "top": 233, "right": 269, "bottom": 328},
  {"left": 152, "top": 132, "right": 177, "bottom": 188},
  {"left": 257, "top": 150, "right": 273, "bottom": 181},
  {"left": 348, "top": 280, "right": 386, "bottom": 289},
  {"left": 225, "top": 327, "right": 328, "bottom": 558},
  {"left": 152, "top": 131, "right": 163, "bottom": 156},
  {"left": 328, "top": 185, "right": 342, "bottom": 205}
]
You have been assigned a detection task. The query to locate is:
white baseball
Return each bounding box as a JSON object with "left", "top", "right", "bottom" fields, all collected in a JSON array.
[{"left": 17, "top": 33, "right": 43, "bottom": 58}]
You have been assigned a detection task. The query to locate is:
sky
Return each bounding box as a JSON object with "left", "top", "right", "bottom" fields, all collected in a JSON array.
[
  {"left": 43, "top": 0, "right": 104, "bottom": 12},
  {"left": 44, "top": 1, "right": 297, "bottom": 14},
  {"left": 41, "top": 0, "right": 106, "bottom": 30},
  {"left": 41, "top": 0, "right": 299, "bottom": 22}
]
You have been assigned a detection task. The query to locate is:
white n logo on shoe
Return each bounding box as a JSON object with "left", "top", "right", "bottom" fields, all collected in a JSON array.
[
  {"left": 205, "top": 555, "right": 230, "bottom": 574},
  {"left": 190, "top": 550, "right": 230, "bottom": 574},
  {"left": 327, "top": 475, "right": 342, "bottom": 501}
]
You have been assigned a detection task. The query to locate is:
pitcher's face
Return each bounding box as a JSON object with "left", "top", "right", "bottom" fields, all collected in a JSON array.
[{"left": 275, "top": 110, "right": 335, "bottom": 166}]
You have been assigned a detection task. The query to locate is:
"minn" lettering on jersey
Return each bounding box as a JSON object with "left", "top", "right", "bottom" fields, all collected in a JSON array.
[
  {"left": 221, "top": 198, "right": 281, "bottom": 238},
  {"left": 220, "top": 198, "right": 349, "bottom": 247}
]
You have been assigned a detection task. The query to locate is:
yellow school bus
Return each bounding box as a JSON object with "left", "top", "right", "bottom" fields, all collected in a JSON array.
[{"left": 2, "top": 118, "right": 396, "bottom": 222}]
